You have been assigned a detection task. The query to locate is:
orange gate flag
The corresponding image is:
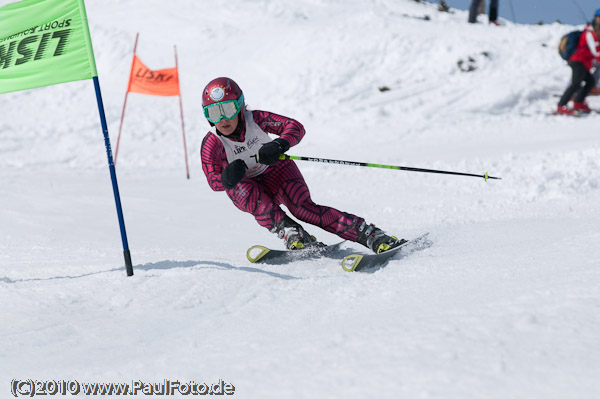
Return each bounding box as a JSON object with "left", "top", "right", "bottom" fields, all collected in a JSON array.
[{"left": 127, "top": 55, "right": 180, "bottom": 96}]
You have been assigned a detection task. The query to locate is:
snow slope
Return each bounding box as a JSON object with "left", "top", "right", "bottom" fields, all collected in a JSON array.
[{"left": 1, "top": 0, "right": 600, "bottom": 398}]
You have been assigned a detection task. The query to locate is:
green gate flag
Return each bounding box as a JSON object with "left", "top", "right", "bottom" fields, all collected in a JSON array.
[{"left": 0, "top": 0, "right": 97, "bottom": 94}]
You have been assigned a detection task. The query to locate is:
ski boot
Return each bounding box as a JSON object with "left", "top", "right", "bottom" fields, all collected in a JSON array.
[
  {"left": 573, "top": 101, "right": 592, "bottom": 113},
  {"left": 556, "top": 105, "right": 577, "bottom": 116},
  {"left": 356, "top": 222, "right": 407, "bottom": 254},
  {"left": 271, "top": 216, "right": 318, "bottom": 250}
]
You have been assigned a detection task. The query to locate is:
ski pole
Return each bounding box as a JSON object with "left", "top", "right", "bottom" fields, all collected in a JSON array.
[
  {"left": 570, "top": 0, "right": 588, "bottom": 23},
  {"left": 507, "top": 0, "right": 517, "bottom": 23},
  {"left": 279, "top": 154, "right": 501, "bottom": 181}
]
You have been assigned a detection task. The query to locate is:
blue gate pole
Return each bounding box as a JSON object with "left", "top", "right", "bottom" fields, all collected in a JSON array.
[{"left": 93, "top": 76, "right": 134, "bottom": 276}]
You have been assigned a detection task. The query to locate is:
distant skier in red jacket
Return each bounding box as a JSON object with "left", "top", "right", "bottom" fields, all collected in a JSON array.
[
  {"left": 557, "top": 13, "right": 600, "bottom": 115},
  {"left": 200, "top": 77, "right": 406, "bottom": 253}
]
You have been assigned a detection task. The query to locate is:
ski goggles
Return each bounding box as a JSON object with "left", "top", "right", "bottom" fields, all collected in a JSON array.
[
  {"left": 203, "top": 94, "right": 244, "bottom": 124},
  {"left": 596, "top": 9, "right": 600, "bottom": 17}
]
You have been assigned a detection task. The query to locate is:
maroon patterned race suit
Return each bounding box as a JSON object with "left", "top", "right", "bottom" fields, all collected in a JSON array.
[{"left": 201, "top": 109, "right": 363, "bottom": 241}]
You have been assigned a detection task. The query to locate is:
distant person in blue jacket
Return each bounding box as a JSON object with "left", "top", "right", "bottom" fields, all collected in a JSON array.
[{"left": 468, "top": 0, "right": 499, "bottom": 25}]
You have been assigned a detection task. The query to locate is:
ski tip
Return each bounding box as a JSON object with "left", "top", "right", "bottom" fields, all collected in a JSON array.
[
  {"left": 342, "top": 254, "right": 363, "bottom": 272},
  {"left": 246, "top": 245, "right": 270, "bottom": 263}
]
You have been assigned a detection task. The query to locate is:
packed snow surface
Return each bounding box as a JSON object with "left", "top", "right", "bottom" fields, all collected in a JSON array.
[{"left": 1, "top": 0, "right": 599, "bottom": 398}]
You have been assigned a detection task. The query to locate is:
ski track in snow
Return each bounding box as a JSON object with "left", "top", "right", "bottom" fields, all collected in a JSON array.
[{"left": 1, "top": 0, "right": 600, "bottom": 398}]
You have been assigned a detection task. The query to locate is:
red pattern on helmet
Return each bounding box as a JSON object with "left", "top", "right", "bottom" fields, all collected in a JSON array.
[{"left": 202, "top": 77, "right": 243, "bottom": 107}]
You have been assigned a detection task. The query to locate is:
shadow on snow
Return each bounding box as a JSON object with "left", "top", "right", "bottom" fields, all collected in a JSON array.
[{"left": 0, "top": 259, "right": 299, "bottom": 283}]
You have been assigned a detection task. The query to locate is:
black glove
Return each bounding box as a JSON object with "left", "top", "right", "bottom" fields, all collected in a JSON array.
[
  {"left": 221, "top": 159, "right": 247, "bottom": 189},
  {"left": 258, "top": 138, "right": 290, "bottom": 165}
]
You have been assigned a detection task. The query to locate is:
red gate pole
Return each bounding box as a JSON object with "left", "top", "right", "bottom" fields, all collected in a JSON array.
[
  {"left": 115, "top": 32, "right": 139, "bottom": 166},
  {"left": 174, "top": 45, "right": 190, "bottom": 179}
]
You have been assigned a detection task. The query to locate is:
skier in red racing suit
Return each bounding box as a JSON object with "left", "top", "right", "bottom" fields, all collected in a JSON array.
[{"left": 200, "top": 77, "right": 405, "bottom": 253}]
